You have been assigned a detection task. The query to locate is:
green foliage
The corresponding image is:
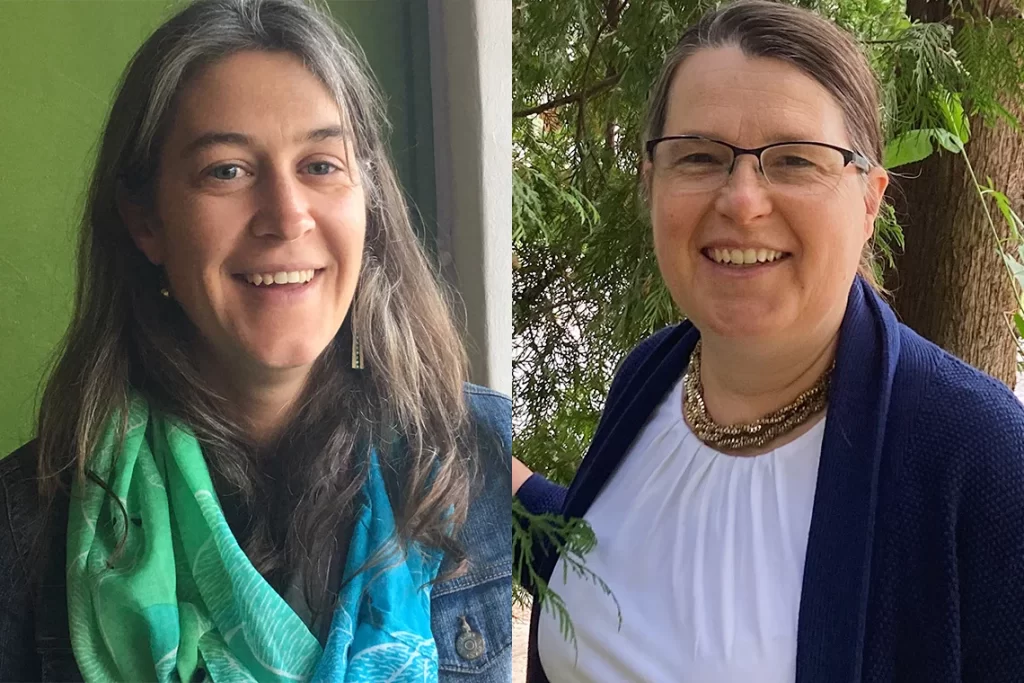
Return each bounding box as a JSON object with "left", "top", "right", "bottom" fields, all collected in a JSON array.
[
  {"left": 961, "top": 168, "right": 1024, "bottom": 357},
  {"left": 955, "top": 16, "right": 1024, "bottom": 129},
  {"left": 514, "top": 0, "right": 705, "bottom": 485},
  {"left": 514, "top": 0, "right": 1024, "bottom": 480},
  {"left": 513, "top": 0, "right": 1024, "bottom": 607},
  {"left": 872, "top": 201, "right": 905, "bottom": 271},
  {"left": 884, "top": 128, "right": 943, "bottom": 167},
  {"left": 513, "top": 499, "right": 622, "bottom": 654},
  {"left": 883, "top": 121, "right": 967, "bottom": 168},
  {"left": 875, "top": 22, "right": 969, "bottom": 135}
]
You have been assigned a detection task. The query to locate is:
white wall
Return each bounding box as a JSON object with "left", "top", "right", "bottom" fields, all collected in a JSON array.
[{"left": 428, "top": 0, "right": 512, "bottom": 396}]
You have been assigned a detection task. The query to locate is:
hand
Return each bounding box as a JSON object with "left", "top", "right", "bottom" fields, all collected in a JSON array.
[{"left": 512, "top": 457, "right": 534, "bottom": 496}]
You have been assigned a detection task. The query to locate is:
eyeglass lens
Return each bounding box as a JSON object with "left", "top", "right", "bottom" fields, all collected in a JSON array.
[{"left": 651, "top": 138, "right": 848, "bottom": 194}]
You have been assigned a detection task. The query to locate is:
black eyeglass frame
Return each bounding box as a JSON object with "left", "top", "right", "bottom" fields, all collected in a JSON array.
[{"left": 645, "top": 135, "right": 873, "bottom": 174}]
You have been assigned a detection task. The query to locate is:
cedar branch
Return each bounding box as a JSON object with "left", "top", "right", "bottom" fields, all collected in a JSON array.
[{"left": 513, "top": 73, "right": 623, "bottom": 118}]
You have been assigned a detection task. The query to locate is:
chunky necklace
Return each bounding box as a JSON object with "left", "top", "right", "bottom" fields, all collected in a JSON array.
[{"left": 683, "top": 340, "right": 834, "bottom": 451}]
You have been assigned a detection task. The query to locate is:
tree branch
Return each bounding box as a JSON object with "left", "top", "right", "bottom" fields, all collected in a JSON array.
[
  {"left": 516, "top": 258, "right": 566, "bottom": 310},
  {"left": 513, "top": 73, "right": 623, "bottom": 119}
]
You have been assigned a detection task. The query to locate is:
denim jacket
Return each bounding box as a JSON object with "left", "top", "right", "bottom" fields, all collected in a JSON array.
[{"left": 0, "top": 384, "right": 511, "bottom": 682}]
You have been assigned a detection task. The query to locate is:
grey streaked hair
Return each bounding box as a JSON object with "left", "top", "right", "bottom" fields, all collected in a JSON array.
[
  {"left": 642, "top": 0, "right": 886, "bottom": 291},
  {"left": 35, "top": 0, "right": 474, "bottom": 616}
]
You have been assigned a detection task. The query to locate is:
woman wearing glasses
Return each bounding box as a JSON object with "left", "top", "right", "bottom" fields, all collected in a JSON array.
[{"left": 514, "top": 1, "right": 1024, "bottom": 681}]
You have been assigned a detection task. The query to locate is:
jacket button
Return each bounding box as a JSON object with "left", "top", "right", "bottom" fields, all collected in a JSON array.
[{"left": 455, "top": 615, "right": 486, "bottom": 661}]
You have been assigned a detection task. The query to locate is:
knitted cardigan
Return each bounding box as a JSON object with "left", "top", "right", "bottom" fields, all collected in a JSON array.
[{"left": 516, "top": 277, "right": 1024, "bottom": 683}]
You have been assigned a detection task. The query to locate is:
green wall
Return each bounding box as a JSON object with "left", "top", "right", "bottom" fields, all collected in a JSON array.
[{"left": 0, "top": 0, "right": 436, "bottom": 456}]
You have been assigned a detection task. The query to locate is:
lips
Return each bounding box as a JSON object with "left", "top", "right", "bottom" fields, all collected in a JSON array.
[
  {"left": 231, "top": 268, "right": 322, "bottom": 304},
  {"left": 242, "top": 269, "right": 317, "bottom": 286},
  {"left": 703, "top": 247, "right": 791, "bottom": 265},
  {"left": 231, "top": 264, "right": 326, "bottom": 286}
]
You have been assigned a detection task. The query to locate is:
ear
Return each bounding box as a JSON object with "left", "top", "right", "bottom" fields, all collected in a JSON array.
[
  {"left": 117, "top": 185, "right": 164, "bottom": 266},
  {"left": 861, "top": 166, "right": 890, "bottom": 241},
  {"left": 641, "top": 159, "right": 653, "bottom": 203}
]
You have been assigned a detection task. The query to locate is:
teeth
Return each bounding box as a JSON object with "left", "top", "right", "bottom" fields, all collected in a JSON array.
[
  {"left": 708, "top": 249, "right": 786, "bottom": 266},
  {"left": 243, "top": 269, "right": 315, "bottom": 286}
]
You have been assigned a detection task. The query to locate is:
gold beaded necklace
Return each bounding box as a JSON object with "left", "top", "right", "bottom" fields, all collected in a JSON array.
[{"left": 683, "top": 340, "right": 834, "bottom": 451}]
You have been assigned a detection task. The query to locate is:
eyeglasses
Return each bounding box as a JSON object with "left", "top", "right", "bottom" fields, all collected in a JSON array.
[{"left": 645, "top": 135, "right": 872, "bottom": 196}]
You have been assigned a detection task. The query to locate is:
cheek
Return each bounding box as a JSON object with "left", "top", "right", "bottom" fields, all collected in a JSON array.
[
  {"left": 822, "top": 195, "right": 870, "bottom": 266},
  {"left": 651, "top": 190, "right": 704, "bottom": 254},
  {"left": 324, "top": 196, "right": 368, "bottom": 284},
  {"left": 788, "top": 195, "right": 867, "bottom": 285},
  {"left": 156, "top": 199, "right": 251, "bottom": 331},
  {"left": 339, "top": 191, "right": 368, "bottom": 240},
  {"left": 170, "top": 212, "right": 239, "bottom": 289}
]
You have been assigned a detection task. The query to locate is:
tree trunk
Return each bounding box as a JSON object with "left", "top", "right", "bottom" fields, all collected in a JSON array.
[{"left": 889, "top": 0, "right": 1023, "bottom": 388}]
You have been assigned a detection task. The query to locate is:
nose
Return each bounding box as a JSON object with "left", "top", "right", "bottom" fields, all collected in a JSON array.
[
  {"left": 251, "top": 168, "right": 316, "bottom": 240},
  {"left": 714, "top": 154, "right": 773, "bottom": 225}
]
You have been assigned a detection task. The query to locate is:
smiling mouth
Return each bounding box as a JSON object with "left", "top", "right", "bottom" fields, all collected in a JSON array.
[
  {"left": 702, "top": 248, "right": 791, "bottom": 266},
  {"left": 234, "top": 268, "right": 325, "bottom": 287}
]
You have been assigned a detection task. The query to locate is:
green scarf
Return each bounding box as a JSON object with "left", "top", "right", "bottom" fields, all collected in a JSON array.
[{"left": 66, "top": 394, "right": 442, "bottom": 682}]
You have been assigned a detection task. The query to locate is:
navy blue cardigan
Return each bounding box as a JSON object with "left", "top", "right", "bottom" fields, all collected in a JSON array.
[{"left": 517, "top": 277, "right": 1024, "bottom": 682}]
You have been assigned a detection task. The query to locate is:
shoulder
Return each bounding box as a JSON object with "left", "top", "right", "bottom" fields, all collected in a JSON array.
[
  {"left": 602, "top": 322, "right": 691, "bottom": 417},
  {"left": 460, "top": 382, "right": 511, "bottom": 513},
  {"left": 464, "top": 383, "right": 511, "bottom": 454},
  {"left": 1, "top": 440, "right": 45, "bottom": 551},
  {"left": 0, "top": 442, "right": 45, "bottom": 683},
  {"left": 432, "top": 386, "right": 511, "bottom": 678},
  {"left": 458, "top": 383, "right": 511, "bottom": 561},
  {"left": 0, "top": 440, "right": 46, "bottom": 614},
  {"left": 463, "top": 383, "right": 511, "bottom": 485},
  {"left": 613, "top": 324, "right": 686, "bottom": 380},
  {"left": 894, "top": 330, "right": 1024, "bottom": 662},
  {"left": 1, "top": 439, "right": 40, "bottom": 482},
  {"left": 897, "top": 325, "right": 1024, "bottom": 452},
  {"left": 895, "top": 326, "right": 1024, "bottom": 512}
]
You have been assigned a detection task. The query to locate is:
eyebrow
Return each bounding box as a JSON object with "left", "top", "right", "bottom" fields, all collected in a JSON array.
[
  {"left": 181, "top": 126, "right": 349, "bottom": 158},
  {"left": 682, "top": 130, "right": 817, "bottom": 145}
]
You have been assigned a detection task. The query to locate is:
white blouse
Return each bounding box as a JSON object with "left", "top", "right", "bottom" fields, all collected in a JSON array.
[{"left": 537, "top": 376, "right": 826, "bottom": 682}]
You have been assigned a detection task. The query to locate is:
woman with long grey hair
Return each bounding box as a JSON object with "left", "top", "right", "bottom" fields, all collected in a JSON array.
[{"left": 0, "top": 0, "right": 511, "bottom": 681}]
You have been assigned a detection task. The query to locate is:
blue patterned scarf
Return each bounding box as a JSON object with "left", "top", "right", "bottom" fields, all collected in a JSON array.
[{"left": 66, "top": 394, "right": 441, "bottom": 682}]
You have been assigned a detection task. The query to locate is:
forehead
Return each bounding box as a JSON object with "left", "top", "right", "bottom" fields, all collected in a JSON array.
[
  {"left": 662, "top": 46, "right": 849, "bottom": 146},
  {"left": 167, "top": 50, "right": 345, "bottom": 146}
]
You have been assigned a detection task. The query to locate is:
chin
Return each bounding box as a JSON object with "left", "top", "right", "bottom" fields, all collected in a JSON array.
[
  {"left": 246, "top": 336, "right": 333, "bottom": 372},
  {"left": 700, "top": 314, "right": 783, "bottom": 340},
  {"left": 690, "top": 296, "right": 793, "bottom": 341}
]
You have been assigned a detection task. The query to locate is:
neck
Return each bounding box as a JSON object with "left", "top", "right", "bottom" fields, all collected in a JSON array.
[
  {"left": 199, "top": 351, "right": 311, "bottom": 446},
  {"left": 696, "top": 328, "right": 839, "bottom": 428}
]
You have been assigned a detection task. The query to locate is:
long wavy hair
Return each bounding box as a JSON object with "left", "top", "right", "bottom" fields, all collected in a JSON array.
[{"left": 34, "top": 0, "right": 473, "bottom": 617}]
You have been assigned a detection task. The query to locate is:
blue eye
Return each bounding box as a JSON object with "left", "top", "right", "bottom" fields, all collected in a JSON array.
[
  {"left": 307, "top": 161, "right": 339, "bottom": 175},
  {"left": 209, "top": 165, "right": 242, "bottom": 180}
]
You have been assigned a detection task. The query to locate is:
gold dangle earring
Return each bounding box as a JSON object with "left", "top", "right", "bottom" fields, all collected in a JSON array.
[
  {"left": 351, "top": 327, "right": 364, "bottom": 370},
  {"left": 158, "top": 268, "right": 171, "bottom": 299}
]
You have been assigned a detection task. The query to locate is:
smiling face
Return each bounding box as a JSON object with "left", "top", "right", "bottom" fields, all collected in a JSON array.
[
  {"left": 649, "top": 46, "right": 887, "bottom": 344},
  {"left": 125, "top": 50, "right": 367, "bottom": 384}
]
